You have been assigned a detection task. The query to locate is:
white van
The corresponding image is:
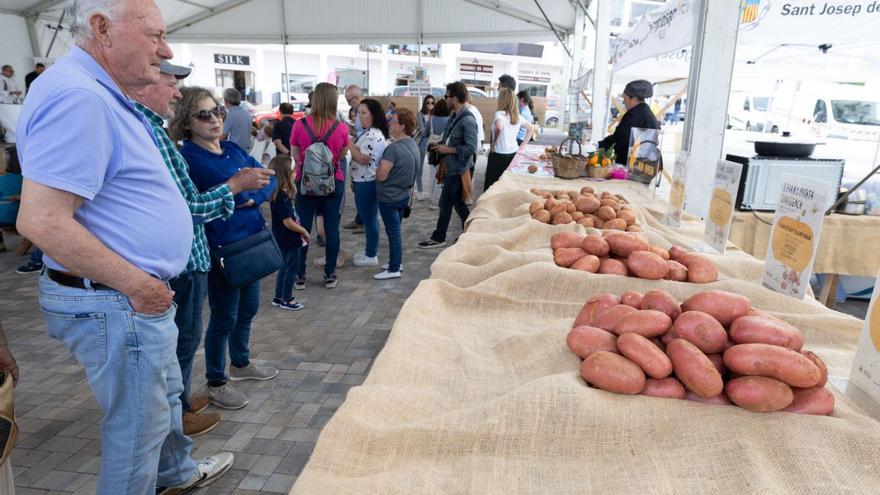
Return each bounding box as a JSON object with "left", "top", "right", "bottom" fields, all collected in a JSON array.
[
  {"left": 727, "top": 92, "right": 772, "bottom": 132},
  {"left": 762, "top": 82, "right": 880, "bottom": 142}
]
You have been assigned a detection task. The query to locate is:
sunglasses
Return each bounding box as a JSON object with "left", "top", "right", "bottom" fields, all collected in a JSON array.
[
  {"left": 426, "top": 102, "right": 435, "bottom": 105},
  {"left": 192, "top": 105, "right": 226, "bottom": 122}
]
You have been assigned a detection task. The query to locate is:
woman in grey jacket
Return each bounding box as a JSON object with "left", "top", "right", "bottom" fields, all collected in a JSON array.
[{"left": 415, "top": 95, "right": 435, "bottom": 200}]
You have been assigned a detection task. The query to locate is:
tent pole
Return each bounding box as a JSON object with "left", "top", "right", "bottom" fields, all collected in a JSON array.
[
  {"left": 280, "top": 0, "right": 290, "bottom": 102},
  {"left": 45, "top": 9, "right": 65, "bottom": 58},
  {"left": 590, "top": 0, "right": 610, "bottom": 144}
]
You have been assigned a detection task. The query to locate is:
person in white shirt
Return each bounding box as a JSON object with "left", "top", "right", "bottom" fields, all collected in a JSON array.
[
  {"left": 484, "top": 88, "right": 535, "bottom": 191},
  {"left": 466, "top": 94, "right": 484, "bottom": 151},
  {"left": 0, "top": 66, "right": 22, "bottom": 104},
  {"left": 347, "top": 98, "right": 388, "bottom": 266}
]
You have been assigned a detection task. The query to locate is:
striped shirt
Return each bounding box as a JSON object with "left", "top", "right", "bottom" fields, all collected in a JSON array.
[{"left": 135, "top": 102, "right": 235, "bottom": 273}]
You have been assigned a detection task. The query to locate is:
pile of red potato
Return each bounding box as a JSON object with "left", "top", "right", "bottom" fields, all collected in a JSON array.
[
  {"left": 552, "top": 231, "right": 719, "bottom": 283},
  {"left": 567, "top": 289, "right": 835, "bottom": 415},
  {"left": 528, "top": 187, "right": 640, "bottom": 230}
]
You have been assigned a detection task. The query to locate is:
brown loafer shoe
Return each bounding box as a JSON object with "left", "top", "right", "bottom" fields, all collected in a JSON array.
[
  {"left": 183, "top": 411, "right": 221, "bottom": 437},
  {"left": 188, "top": 394, "right": 210, "bottom": 414}
]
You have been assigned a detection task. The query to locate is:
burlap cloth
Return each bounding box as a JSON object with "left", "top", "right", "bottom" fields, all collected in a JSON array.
[
  {"left": 292, "top": 172, "right": 880, "bottom": 494},
  {"left": 729, "top": 210, "right": 880, "bottom": 278}
]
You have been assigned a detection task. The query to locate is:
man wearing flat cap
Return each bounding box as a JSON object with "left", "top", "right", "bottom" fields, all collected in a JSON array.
[{"left": 598, "top": 79, "right": 660, "bottom": 165}]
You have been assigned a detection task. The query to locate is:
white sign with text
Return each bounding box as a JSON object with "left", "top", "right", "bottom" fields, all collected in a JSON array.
[
  {"left": 703, "top": 160, "right": 742, "bottom": 254},
  {"left": 663, "top": 151, "right": 689, "bottom": 228},
  {"left": 851, "top": 269, "right": 880, "bottom": 404}
]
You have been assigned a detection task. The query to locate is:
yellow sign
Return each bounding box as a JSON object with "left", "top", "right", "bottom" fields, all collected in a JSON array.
[
  {"left": 870, "top": 299, "right": 880, "bottom": 352},
  {"left": 669, "top": 180, "right": 685, "bottom": 209},
  {"left": 771, "top": 216, "right": 814, "bottom": 272},
  {"left": 708, "top": 188, "right": 733, "bottom": 227}
]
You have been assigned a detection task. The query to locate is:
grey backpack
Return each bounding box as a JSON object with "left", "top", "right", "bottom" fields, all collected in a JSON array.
[{"left": 300, "top": 119, "right": 340, "bottom": 197}]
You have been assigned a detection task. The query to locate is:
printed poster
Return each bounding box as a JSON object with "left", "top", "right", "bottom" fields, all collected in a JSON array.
[
  {"left": 663, "top": 151, "right": 689, "bottom": 228},
  {"left": 703, "top": 160, "right": 742, "bottom": 254},
  {"left": 761, "top": 174, "right": 831, "bottom": 299},
  {"left": 851, "top": 269, "right": 880, "bottom": 404}
]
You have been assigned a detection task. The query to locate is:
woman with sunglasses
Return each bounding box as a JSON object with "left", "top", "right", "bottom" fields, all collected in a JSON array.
[
  {"left": 172, "top": 87, "right": 279, "bottom": 410},
  {"left": 415, "top": 95, "right": 435, "bottom": 201}
]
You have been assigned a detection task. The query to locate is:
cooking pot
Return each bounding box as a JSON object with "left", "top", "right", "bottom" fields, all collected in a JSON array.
[
  {"left": 835, "top": 188, "right": 867, "bottom": 215},
  {"left": 748, "top": 133, "right": 824, "bottom": 158}
]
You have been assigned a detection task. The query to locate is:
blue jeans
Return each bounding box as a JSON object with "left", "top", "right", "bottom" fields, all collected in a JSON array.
[
  {"left": 379, "top": 198, "right": 408, "bottom": 272},
  {"left": 169, "top": 270, "right": 207, "bottom": 412},
  {"left": 205, "top": 266, "right": 260, "bottom": 385},
  {"left": 296, "top": 179, "right": 344, "bottom": 277},
  {"left": 431, "top": 173, "right": 470, "bottom": 243},
  {"left": 353, "top": 180, "right": 379, "bottom": 257},
  {"left": 274, "top": 248, "right": 302, "bottom": 301},
  {"left": 38, "top": 275, "right": 197, "bottom": 494},
  {"left": 29, "top": 247, "right": 43, "bottom": 265}
]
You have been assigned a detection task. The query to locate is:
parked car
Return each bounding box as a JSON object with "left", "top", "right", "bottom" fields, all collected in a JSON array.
[
  {"left": 727, "top": 93, "right": 771, "bottom": 131},
  {"left": 252, "top": 102, "right": 308, "bottom": 127}
]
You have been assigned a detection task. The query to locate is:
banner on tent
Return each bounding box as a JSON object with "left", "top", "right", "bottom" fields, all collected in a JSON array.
[
  {"left": 739, "top": 0, "right": 880, "bottom": 45},
  {"left": 611, "top": 0, "right": 701, "bottom": 72}
]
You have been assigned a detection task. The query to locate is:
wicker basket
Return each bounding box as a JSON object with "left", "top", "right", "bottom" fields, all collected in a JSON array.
[
  {"left": 550, "top": 138, "right": 588, "bottom": 180},
  {"left": 587, "top": 166, "right": 611, "bottom": 179}
]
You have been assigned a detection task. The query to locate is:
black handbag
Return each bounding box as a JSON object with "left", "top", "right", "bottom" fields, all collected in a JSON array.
[{"left": 211, "top": 229, "right": 283, "bottom": 288}]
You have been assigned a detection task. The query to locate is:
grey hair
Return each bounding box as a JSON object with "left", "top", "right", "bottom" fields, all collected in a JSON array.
[
  {"left": 223, "top": 88, "right": 242, "bottom": 106},
  {"left": 65, "top": 0, "right": 123, "bottom": 44}
]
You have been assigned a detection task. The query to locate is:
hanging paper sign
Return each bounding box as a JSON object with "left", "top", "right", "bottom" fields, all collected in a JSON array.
[
  {"left": 850, "top": 269, "right": 880, "bottom": 404},
  {"left": 703, "top": 160, "right": 742, "bottom": 253},
  {"left": 663, "top": 151, "right": 688, "bottom": 228},
  {"left": 761, "top": 175, "right": 831, "bottom": 299}
]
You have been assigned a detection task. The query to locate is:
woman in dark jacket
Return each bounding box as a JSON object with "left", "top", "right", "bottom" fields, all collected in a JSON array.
[{"left": 597, "top": 79, "right": 660, "bottom": 165}]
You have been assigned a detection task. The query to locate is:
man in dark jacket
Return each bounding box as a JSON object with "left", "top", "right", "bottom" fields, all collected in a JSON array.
[{"left": 598, "top": 79, "right": 660, "bottom": 165}]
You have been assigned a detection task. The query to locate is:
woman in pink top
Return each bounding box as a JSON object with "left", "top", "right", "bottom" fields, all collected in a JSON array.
[{"left": 289, "top": 82, "right": 350, "bottom": 288}]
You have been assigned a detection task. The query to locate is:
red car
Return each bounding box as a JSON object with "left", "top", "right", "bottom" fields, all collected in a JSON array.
[{"left": 253, "top": 101, "right": 307, "bottom": 127}]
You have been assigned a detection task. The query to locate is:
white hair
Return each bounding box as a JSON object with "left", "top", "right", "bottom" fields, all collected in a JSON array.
[{"left": 65, "top": 0, "right": 124, "bottom": 44}]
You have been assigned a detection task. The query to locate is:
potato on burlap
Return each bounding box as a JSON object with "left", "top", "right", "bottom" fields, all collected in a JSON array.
[
  {"left": 665, "top": 260, "right": 688, "bottom": 282},
  {"left": 672, "top": 311, "right": 729, "bottom": 354},
  {"left": 613, "top": 310, "right": 673, "bottom": 338},
  {"left": 685, "top": 391, "right": 732, "bottom": 405},
  {"left": 641, "top": 290, "right": 681, "bottom": 320},
  {"left": 575, "top": 195, "right": 601, "bottom": 214},
  {"left": 571, "top": 254, "right": 601, "bottom": 273},
  {"left": 617, "top": 333, "right": 673, "bottom": 379},
  {"left": 729, "top": 315, "right": 804, "bottom": 351},
  {"left": 567, "top": 326, "right": 619, "bottom": 359},
  {"left": 552, "top": 212, "right": 573, "bottom": 225},
  {"left": 677, "top": 253, "right": 719, "bottom": 283},
  {"left": 801, "top": 350, "right": 828, "bottom": 386},
  {"left": 723, "top": 343, "right": 822, "bottom": 388},
  {"left": 577, "top": 217, "right": 595, "bottom": 228},
  {"left": 528, "top": 201, "right": 544, "bottom": 215},
  {"left": 580, "top": 351, "right": 646, "bottom": 394},
  {"left": 783, "top": 386, "right": 835, "bottom": 415},
  {"left": 725, "top": 376, "right": 794, "bottom": 412},
  {"left": 593, "top": 304, "right": 637, "bottom": 331},
  {"left": 531, "top": 210, "right": 551, "bottom": 223},
  {"left": 620, "top": 291, "right": 643, "bottom": 308},
  {"left": 582, "top": 234, "right": 610, "bottom": 257},
  {"left": 551, "top": 231, "right": 585, "bottom": 250},
  {"left": 598, "top": 258, "right": 628, "bottom": 277},
  {"left": 602, "top": 218, "right": 628, "bottom": 231},
  {"left": 667, "top": 338, "right": 724, "bottom": 398},
  {"left": 669, "top": 245, "right": 689, "bottom": 261},
  {"left": 642, "top": 377, "right": 686, "bottom": 399},
  {"left": 617, "top": 209, "right": 637, "bottom": 226},
  {"left": 681, "top": 290, "right": 750, "bottom": 326},
  {"left": 574, "top": 294, "right": 620, "bottom": 327},
  {"left": 553, "top": 247, "right": 586, "bottom": 268},
  {"left": 597, "top": 205, "right": 618, "bottom": 221},
  {"left": 606, "top": 233, "right": 651, "bottom": 258},
  {"left": 626, "top": 250, "right": 669, "bottom": 280}
]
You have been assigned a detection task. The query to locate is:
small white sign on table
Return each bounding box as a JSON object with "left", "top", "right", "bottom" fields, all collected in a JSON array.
[
  {"left": 703, "top": 160, "right": 742, "bottom": 253},
  {"left": 851, "top": 269, "right": 880, "bottom": 405},
  {"left": 663, "top": 151, "right": 689, "bottom": 228},
  {"left": 761, "top": 174, "right": 831, "bottom": 300}
]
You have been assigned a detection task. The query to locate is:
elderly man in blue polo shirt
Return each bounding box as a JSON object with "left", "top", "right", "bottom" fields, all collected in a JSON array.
[{"left": 16, "top": 0, "right": 233, "bottom": 493}]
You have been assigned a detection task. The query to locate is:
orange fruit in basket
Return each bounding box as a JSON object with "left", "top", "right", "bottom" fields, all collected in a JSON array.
[
  {"left": 588, "top": 155, "right": 599, "bottom": 166},
  {"left": 602, "top": 157, "right": 610, "bottom": 167}
]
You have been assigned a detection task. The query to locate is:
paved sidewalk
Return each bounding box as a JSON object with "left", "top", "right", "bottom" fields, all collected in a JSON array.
[{"left": 2, "top": 159, "right": 483, "bottom": 494}]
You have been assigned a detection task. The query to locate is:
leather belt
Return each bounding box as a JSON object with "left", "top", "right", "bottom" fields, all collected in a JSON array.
[{"left": 47, "top": 269, "right": 115, "bottom": 292}]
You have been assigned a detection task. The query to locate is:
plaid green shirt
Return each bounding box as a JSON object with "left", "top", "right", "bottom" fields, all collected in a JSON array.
[{"left": 135, "top": 102, "right": 235, "bottom": 273}]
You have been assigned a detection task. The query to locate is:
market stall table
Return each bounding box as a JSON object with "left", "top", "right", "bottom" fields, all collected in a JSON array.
[
  {"left": 0, "top": 103, "right": 21, "bottom": 143},
  {"left": 291, "top": 169, "right": 880, "bottom": 494}
]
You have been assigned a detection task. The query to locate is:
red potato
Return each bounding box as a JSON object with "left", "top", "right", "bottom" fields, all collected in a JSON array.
[
  {"left": 580, "top": 351, "right": 646, "bottom": 394},
  {"left": 552, "top": 212, "right": 573, "bottom": 225},
  {"left": 603, "top": 218, "right": 628, "bottom": 231},
  {"left": 707, "top": 354, "right": 726, "bottom": 376},
  {"left": 548, "top": 203, "right": 567, "bottom": 216},
  {"left": 642, "top": 377, "right": 686, "bottom": 399},
  {"left": 565, "top": 201, "right": 577, "bottom": 214},
  {"left": 801, "top": 350, "right": 828, "bottom": 387},
  {"left": 601, "top": 191, "right": 613, "bottom": 199},
  {"left": 598, "top": 258, "right": 629, "bottom": 277},
  {"left": 571, "top": 211, "right": 585, "bottom": 221},
  {"left": 600, "top": 198, "right": 621, "bottom": 210},
  {"left": 577, "top": 217, "right": 595, "bottom": 228},
  {"left": 668, "top": 245, "right": 689, "bottom": 261},
  {"left": 528, "top": 201, "right": 544, "bottom": 215},
  {"left": 553, "top": 247, "right": 586, "bottom": 268},
  {"left": 571, "top": 254, "right": 601, "bottom": 273},
  {"left": 613, "top": 310, "right": 673, "bottom": 338},
  {"left": 729, "top": 315, "right": 804, "bottom": 351},
  {"left": 665, "top": 260, "right": 688, "bottom": 282},
  {"left": 667, "top": 339, "right": 724, "bottom": 398},
  {"left": 650, "top": 337, "right": 666, "bottom": 353},
  {"left": 678, "top": 253, "right": 719, "bottom": 284},
  {"left": 681, "top": 290, "right": 751, "bottom": 326},
  {"left": 618, "top": 333, "right": 673, "bottom": 379},
  {"left": 783, "top": 386, "right": 835, "bottom": 415},
  {"left": 620, "top": 291, "right": 643, "bottom": 309},
  {"left": 672, "top": 311, "right": 729, "bottom": 354},
  {"left": 660, "top": 330, "right": 676, "bottom": 345},
  {"left": 626, "top": 225, "right": 642, "bottom": 232},
  {"left": 580, "top": 186, "right": 594, "bottom": 195},
  {"left": 617, "top": 209, "right": 637, "bottom": 226},
  {"left": 725, "top": 376, "right": 794, "bottom": 412},
  {"left": 582, "top": 235, "right": 610, "bottom": 257},
  {"left": 566, "top": 325, "right": 619, "bottom": 358},
  {"left": 574, "top": 294, "right": 620, "bottom": 327},
  {"left": 606, "top": 233, "right": 651, "bottom": 258},
  {"left": 594, "top": 304, "right": 638, "bottom": 331},
  {"left": 532, "top": 210, "right": 551, "bottom": 223},
  {"left": 723, "top": 344, "right": 822, "bottom": 388},
  {"left": 641, "top": 290, "right": 681, "bottom": 321},
  {"left": 626, "top": 251, "right": 670, "bottom": 280},
  {"left": 593, "top": 219, "right": 604, "bottom": 229},
  {"left": 647, "top": 245, "right": 670, "bottom": 260},
  {"left": 551, "top": 232, "right": 584, "bottom": 250},
  {"left": 686, "top": 391, "right": 733, "bottom": 405},
  {"left": 575, "top": 195, "right": 601, "bottom": 214},
  {"left": 597, "top": 205, "right": 618, "bottom": 221}
]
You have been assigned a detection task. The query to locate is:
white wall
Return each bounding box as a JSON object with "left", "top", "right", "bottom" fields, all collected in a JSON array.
[{"left": 0, "top": 13, "right": 35, "bottom": 89}]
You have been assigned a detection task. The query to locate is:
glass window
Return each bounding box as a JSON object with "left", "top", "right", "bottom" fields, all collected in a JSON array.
[
  {"left": 752, "top": 96, "right": 770, "bottom": 111},
  {"left": 629, "top": 1, "right": 662, "bottom": 27},
  {"left": 813, "top": 100, "right": 827, "bottom": 123},
  {"left": 830, "top": 100, "right": 880, "bottom": 126},
  {"left": 519, "top": 84, "right": 547, "bottom": 97},
  {"left": 282, "top": 73, "right": 316, "bottom": 94}
]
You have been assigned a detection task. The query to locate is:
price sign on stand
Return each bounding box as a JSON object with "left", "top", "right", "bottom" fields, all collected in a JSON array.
[
  {"left": 703, "top": 160, "right": 742, "bottom": 253},
  {"left": 850, "top": 271, "right": 880, "bottom": 404},
  {"left": 761, "top": 175, "right": 831, "bottom": 300},
  {"left": 663, "top": 151, "right": 688, "bottom": 228}
]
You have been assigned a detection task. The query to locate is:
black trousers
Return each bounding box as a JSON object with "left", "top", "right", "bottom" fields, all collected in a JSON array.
[{"left": 483, "top": 151, "right": 516, "bottom": 192}]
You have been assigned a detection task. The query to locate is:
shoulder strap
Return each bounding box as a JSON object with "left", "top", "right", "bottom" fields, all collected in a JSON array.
[
  {"left": 321, "top": 121, "right": 340, "bottom": 143},
  {"left": 301, "top": 118, "right": 318, "bottom": 143}
]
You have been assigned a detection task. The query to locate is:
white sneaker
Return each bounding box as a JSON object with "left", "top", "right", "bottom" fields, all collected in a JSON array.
[
  {"left": 353, "top": 252, "right": 379, "bottom": 266},
  {"left": 417, "top": 192, "right": 425, "bottom": 201},
  {"left": 382, "top": 263, "right": 404, "bottom": 271},
  {"left": 315, "top": 256, "right": 326, "bottom": 267},
  {"left": 374, "top": 270, "right": 402, "bottom": 280},
  {"left": 158, "top": 452, "right": 234, "bottom": 494}
]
